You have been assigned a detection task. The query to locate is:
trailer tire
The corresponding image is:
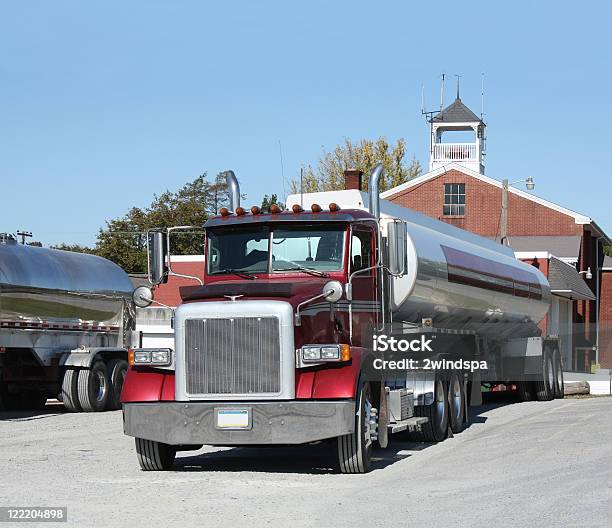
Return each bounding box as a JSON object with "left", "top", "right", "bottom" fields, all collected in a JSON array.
[
  {"left": 515, "top": 380, "right": 534, "bottom": 402},
  {"left": 107, "top": 359, "right": 128, "bottom": 410},
  {"left": 448, "top": 372, "right": 465, "bottom": 434},
  {"left": 413, "top": 377, "right": 449, "bottom": 442},
  {"left": 553, "top": 349, "right": 564, "bottom": 399},
  {"left": 535, "top": 348, "right": 555, "bottom": 401},
  {"left": 135, "top": 437, "right": 176, "bottom": 471},
  {"left": 77, "top": 361, "right": 110, "bottom": 412},
  {"left": 61, "top": 369, "right": 82, "bottom": 412},
  {"left": 337, "top": 380, "right": 373, "bottom": 474}
]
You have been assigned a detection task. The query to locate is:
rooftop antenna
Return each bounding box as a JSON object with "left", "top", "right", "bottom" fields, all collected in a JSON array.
[
  {"left": 481, "top": 72, "right": 485, "bottom": 120},
  {"left": 300, "top": 167, "right": 304, "bottom": 208},
  {"left": 421, "top": 83, "right": 425, "bottom": 114},
  {"left": 278, "top": 139, "right": 286, "bottom": 200},
  {"left": 455, "top": 74, "right": 461, "bottom": 99},
  {"left": 440, "top": 73, "right": 446, "bottom": 112}
]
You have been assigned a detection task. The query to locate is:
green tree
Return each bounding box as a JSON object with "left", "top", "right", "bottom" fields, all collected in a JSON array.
[
  {"left": 94, "top": 173, "right": 229, "bottom": 273},
  {"left": 51, "top": 243, "right": 95, "bottom": 253},
  {"left": 604, "top": 245, "right": 612, "bottom": 257},
  {"left": 290, "top": 137, "right": 421, "bottom": 194},
  {"left": 261, "top": 194, "right": 285, "bottom": 212}
]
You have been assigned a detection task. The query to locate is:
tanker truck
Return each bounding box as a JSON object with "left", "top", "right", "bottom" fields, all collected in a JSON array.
[
  {"left": 122, "top": 166, "right": 563, "bottom": 473},
  {"left": 0, "top": 235, "right": 136, "bottom": 412}
]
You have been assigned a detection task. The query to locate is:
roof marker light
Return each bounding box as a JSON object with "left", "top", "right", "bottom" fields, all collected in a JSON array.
[
  {"left": 251, "top": 206, "right": 261, "bottom": 215},
  {"left": 219, "top": 207, "right": 230, "bottom": 217},
  {"left": 235, "top": 207, "right": 246, "bottom": 216},
  {"left": 311, "top": 203, "right": 322, "bottom": 213},
  {"left": 292, "top": 204, "right": 303, "bottom": 213},
  {"left": 270, "top": 204, "right": 281, "bottom": 214},
  {"left": 329, "top": 203, "right": 340, "bottom": 212}
]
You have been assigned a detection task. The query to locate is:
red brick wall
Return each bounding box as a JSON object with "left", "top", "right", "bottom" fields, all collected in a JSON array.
[
  {"left": 153, "top": 260, "right": 204, "bottom": 307},
  {"left": 600, "top": 271, "right": 612, "bottom": 369},
  {"left": 386, "top": 170, "right": 581, "bottom": 237}
]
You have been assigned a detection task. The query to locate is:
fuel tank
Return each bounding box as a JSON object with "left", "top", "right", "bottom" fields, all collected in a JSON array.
[{"left": 0, "top": 237, "right": 134, "bottom": 327}]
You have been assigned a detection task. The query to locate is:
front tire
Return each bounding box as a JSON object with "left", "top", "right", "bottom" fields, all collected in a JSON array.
[
  {"left": 135, "top": 438, "right": 176, "bottom": 471},
  {"left": 78, "top": 361, "right": 110, "bottom": 412},
  {"left": 107, "top": 359, "right": 128, "bottom": 410},
  {"left": 337, "top": 380, "right": 374, "bottom": 474}
]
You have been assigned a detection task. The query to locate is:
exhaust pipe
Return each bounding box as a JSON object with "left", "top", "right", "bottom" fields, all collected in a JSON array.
[
  {"left": 368, "top": 163, "right": 384, "bottom": 218},
  {"left": 222, "top": 170, "right": 241, "bottom": 212}
]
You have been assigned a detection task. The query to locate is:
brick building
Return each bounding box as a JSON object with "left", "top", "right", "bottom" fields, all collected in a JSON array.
[{"left": 381, "top": 96, "right": 610, "bottom": 371}]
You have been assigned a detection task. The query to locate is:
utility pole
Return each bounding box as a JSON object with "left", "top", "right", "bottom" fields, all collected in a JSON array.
[
  {"left": 16, "top": 230, "right": 33, "bottom": 245},
  {"left": 500, "top": 179, "right": 509, "bottom": 246}
]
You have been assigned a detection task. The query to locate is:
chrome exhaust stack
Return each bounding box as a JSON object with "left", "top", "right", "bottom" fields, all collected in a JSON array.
[
  {"left": 368, "top": 163, "right": 384, "bottom": 218},
  {"left": 222, "top": 170, "right": 241, "bottom": 212}
]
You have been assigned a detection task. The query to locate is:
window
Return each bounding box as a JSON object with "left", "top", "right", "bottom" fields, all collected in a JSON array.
[
  {"left": 206, "top": 225, "right": 345, "bottom": 275},
  {"left": 350, "top": 229, "right": 373, "bottom": 273},
  {"left": 443, "top": 183, "right": 465, "bottom": 216}
]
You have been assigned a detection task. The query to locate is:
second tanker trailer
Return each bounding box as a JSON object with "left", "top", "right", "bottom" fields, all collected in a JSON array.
[
  {"left": 122, "top": 165, "right": 563, "bottom": 473},
  {"left": 0, "top": 235, "right": 136, "bottom": 412}
]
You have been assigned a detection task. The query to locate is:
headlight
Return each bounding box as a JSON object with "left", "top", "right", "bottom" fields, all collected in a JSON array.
[
  {"left": 300, "top": 344, "right": 350, "bottom": 364},
  {"left": 129, "top": 348, "right": 172, "bottom": 366}
]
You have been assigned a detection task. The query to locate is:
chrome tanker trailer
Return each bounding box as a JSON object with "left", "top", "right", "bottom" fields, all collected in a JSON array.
[
  {"left": 122, "top": 166, "right": 563, "bottom": 473},
  {"left": 0, "top": 234, "right": 136, "bottom": 411}
]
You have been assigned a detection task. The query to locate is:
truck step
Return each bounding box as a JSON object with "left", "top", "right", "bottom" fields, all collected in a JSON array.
[{"left": 388, "top": 416, "right": 429, "bottom": 434}]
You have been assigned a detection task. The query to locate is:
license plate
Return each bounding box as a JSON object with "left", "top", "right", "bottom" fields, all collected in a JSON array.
[{"left": 215, "top": 409, "right": 251, "bottom": 429}]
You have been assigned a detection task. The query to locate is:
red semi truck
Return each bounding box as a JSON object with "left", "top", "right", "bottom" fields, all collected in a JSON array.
[{"left": 122, "top": 166, "right": 563, "bottom": 473}]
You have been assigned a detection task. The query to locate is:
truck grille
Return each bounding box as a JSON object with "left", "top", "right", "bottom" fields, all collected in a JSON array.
[{"left": 185, "top": 317, "right": 281, "bottom": 395}]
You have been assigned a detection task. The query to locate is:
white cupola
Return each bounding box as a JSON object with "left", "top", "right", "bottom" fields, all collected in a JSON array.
[{"left": 429, "top": 95, "right": 486, "bottom": 174}]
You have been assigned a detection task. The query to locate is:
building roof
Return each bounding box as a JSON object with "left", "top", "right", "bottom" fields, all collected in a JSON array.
[
  {"left": 548, "top": 256, "right": 595, "bottom": 300},
  {"left": 381, "top": 163, "right": 611, "bottom": 244},
  {"left": 508, "top": 236, "right": 581, "bottom": 260},
  {"left": 432, "top": 97, "right": 482, "bottom": 124}
]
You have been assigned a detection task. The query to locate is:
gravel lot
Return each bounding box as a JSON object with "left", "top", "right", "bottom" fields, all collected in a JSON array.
[{"left": 1, "top": 397, "right": 611, "bottom": 528}]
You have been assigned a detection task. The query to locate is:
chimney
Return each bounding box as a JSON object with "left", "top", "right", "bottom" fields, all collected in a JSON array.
[{"left": 344, "top": 169, "right": 363, "bottom": 191}]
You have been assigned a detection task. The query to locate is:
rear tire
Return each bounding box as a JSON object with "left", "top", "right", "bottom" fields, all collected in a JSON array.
[
  {"left": 78, "top": 361, "right": 110, "bottom": 412},
  {"left": 61, "top": 369, "right": 82, "bottom": 412},
  {"left": 535, "top": 349, "right": 555, "bottom": 401},
  {"left": 337, "top": 380, "right": 374, "bottom": 474},
  {"left": 553, "top": 349, "right": 564, "bottom": 399},
  {"left": 107, "top": 359, "right": 128, "bottom": 410},
  {"left": 135, "top": 437, "right": 176, "bottom": 471},
  {"left": 412, "top": 377, "right": 449, "bottom": 442},
  {"left": 448, "top": 372, "right": 465, "bottom": 434},
  {"left": 515, "top": 380, "right": 534, "bottom": 402}
]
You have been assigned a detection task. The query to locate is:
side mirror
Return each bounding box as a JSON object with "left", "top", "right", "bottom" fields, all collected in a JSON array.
[
  {"left": 323, "top": 280, "right": 343, "bottom": 303},
  {"left": 132, "top": 286, "right": 153, "bottom": 308},
  {"left": 148, "top": 231, "right": 168, "bottom": 285},
  {"left": 387, "top": 220, "right": 407, "bottom": 276}
]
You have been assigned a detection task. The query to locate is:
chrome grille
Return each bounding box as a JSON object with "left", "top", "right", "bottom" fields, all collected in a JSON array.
[{"left": 185, "top": 317, "right": 281, "bottom": 395}]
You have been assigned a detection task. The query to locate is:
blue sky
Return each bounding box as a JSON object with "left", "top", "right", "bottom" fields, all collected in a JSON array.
[{"left": 1, "top": 0, "right": 611, "bottom": 246}]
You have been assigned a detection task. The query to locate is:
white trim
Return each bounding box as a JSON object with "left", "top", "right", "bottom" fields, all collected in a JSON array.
[
  {"left": 169, "top": 255, "right": 205, "bottom": 263},
  {"left": 514, "top": 251, "right": 551, "bottom": 260},
  {"left": 380, "top": 162, "right": 592, "bottom": 224}
]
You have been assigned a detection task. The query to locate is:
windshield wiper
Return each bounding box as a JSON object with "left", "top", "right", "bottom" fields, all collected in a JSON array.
[
  {"left": 212, "top": 269, "right": 257, "bottom": 280},
  {"left": 277, "top": 266, "right": 329, "bottom": 278}
]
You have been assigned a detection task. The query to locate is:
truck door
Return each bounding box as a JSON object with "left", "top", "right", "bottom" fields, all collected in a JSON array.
[{"left": 349, "top": 225, "right": 378, "bottom": 347}]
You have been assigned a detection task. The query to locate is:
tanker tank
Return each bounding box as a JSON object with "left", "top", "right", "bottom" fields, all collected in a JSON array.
[{"left": 0, "top": 236, "right": 134, "bottom": 327}]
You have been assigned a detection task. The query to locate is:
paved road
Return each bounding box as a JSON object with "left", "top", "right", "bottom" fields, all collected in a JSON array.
[{"left": 1, "top": 397, "right": 611, "bottom": 528}]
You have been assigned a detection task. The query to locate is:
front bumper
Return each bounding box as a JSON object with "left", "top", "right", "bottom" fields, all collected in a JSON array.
[{"left": 123, "top": 400, "right": 355, "bottom": 445}]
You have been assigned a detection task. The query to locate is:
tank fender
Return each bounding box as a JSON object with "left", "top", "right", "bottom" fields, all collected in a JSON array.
[
  {"left": 405, "top": 370, "right": 436, "bottom": 406},
  {"left": 60, "top": 347, "right": 128, "bottom": 368}
]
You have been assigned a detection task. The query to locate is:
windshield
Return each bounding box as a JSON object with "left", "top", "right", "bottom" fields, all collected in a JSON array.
[{"left": 206, "top": 225, "right": 346, "bottom": 275}]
